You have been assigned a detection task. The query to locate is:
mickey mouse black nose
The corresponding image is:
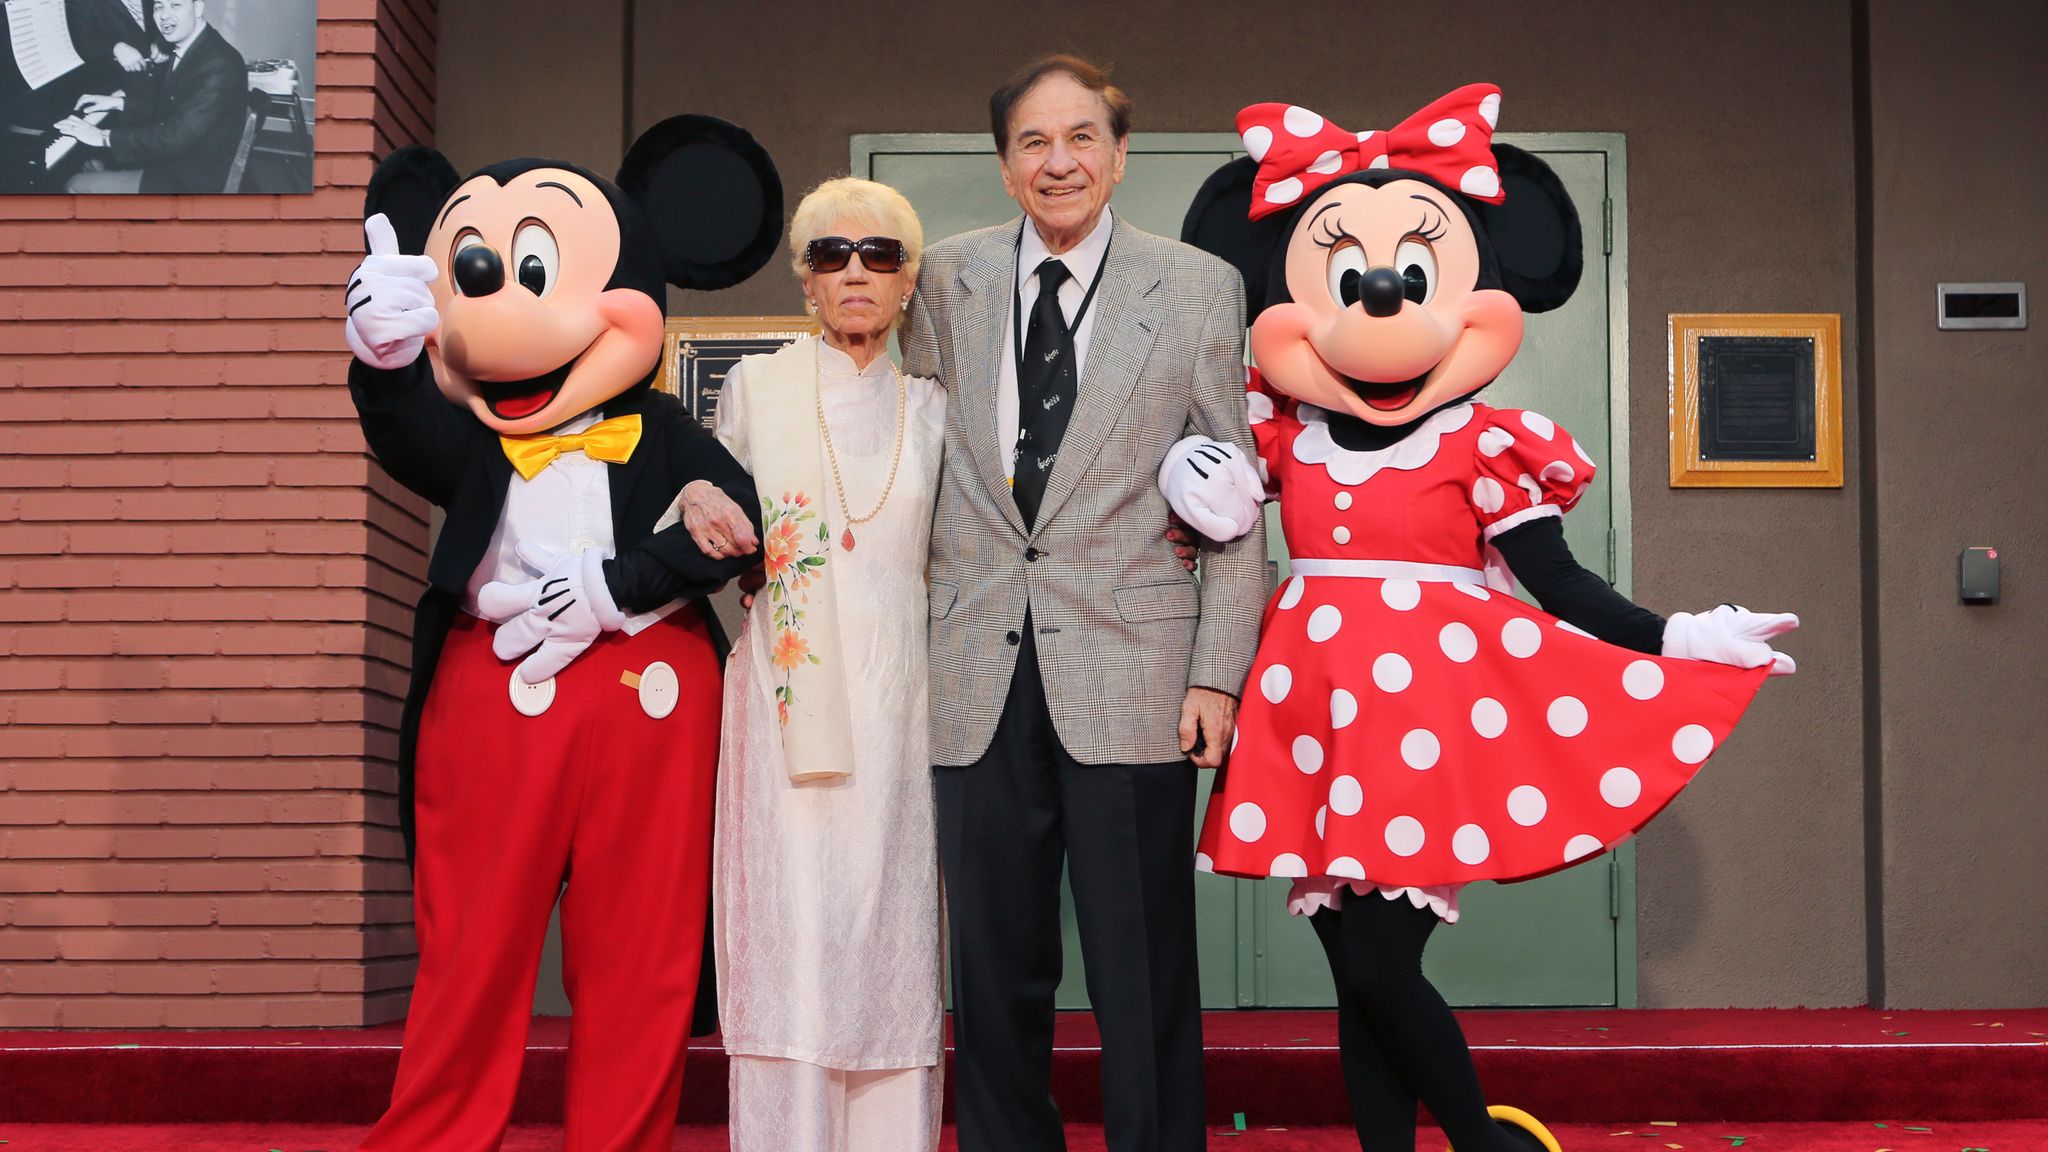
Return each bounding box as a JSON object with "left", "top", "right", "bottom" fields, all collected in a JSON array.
[
  {"left": 453, "top": 244, "right": 505, "bottom": 297},
  {"left": 1360, "top": 267, "right": 1405, "bottom": 318}
]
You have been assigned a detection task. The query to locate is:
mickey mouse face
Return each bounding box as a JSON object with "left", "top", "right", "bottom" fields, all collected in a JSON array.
[
  {"left": 361, "top": 115, "right": 784, "bottom": 437},
  {"left": 1251, "top": 178, "right": 1525, "bottom": 427},
  {"left": 422, "top": 167, "right": 665, "bottom": 436}
]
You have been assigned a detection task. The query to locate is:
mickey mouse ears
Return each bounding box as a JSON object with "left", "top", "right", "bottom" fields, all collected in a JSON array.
[
  {"left": 617, "top": 114, "right": 784, "bottom": 292},
  {"left": 362, "top": 145, "right": 462, "bottom": 256}
]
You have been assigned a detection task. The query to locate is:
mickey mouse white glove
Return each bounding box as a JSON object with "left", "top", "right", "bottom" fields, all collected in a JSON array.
[
  {"left": 1159, "top": 435, "right": 1265, "bottom": 543},
  {"left": 476, "top": 542, "right": 627, "bottom": 684},
  {"left": 343, "top": 213, "right": 441, "bottom": 371},
  {"left": 1662, "top": 605, "right": 1800, "bottom": 676}
]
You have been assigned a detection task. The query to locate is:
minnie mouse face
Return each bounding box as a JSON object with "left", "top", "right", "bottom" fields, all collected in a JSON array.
[
  {"left": 1252, "top": 174, "right": 1524, "bottom": 427},
  {"left": 362, "top": 115, "right": 784, "bottom": 436},
  {"left": 1180, "top": 86, "right": 1582, "bottom": 435},
  {"left": 422, "top": 167, "right": 666, "bottom": 436}
]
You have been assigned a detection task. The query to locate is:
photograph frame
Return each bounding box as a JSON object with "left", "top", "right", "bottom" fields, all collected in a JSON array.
[
  {"left": 1, "top": 0, "right": 320, "bottom": 195},
  {"left": 1668, "top": 312, "right": 1843, "bottom": 489},
  {"left": 658, "top": 315, "right": 817, "bottom": 430}
]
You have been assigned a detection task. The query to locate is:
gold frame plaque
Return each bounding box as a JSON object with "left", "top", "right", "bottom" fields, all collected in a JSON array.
[
  {"left": 1668, "top": 312, "right": 1842, "bottom": 488},
  {"left": 658, "top": 315, "right": 817, "bottom": 428}
]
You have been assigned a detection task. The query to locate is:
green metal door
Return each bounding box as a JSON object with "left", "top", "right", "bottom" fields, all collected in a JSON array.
[{"left": 856, "top": 133, "right": 1634, "bottom": 1009}]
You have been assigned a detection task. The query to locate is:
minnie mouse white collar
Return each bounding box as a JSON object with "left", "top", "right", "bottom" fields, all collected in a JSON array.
[{"left": 1292, "top": 401, "right": 1474, "bottom": 486}]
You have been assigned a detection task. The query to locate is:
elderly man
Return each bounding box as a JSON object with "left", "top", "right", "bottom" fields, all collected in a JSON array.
[{"left": 902, "top": 53, "right": 1265, "bottom": 1152}]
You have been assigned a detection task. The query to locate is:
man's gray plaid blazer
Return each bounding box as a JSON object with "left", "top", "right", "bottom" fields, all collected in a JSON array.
[{"left": 903, "top": 212, "right": 1269, "bottom": 766}]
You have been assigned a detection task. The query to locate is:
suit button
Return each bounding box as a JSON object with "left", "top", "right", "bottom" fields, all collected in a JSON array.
[
  {"left": 508, "top": 671, "right": 556, "bottom": 717},
  {"left": 1005, "top": 630, "right": 1021, "bottom": 646},
  {"left": 1024, "top": 547, "right": 1041, "bottom": 562},
  {"left": 637, "top": 661, "right": 679, "bottom": 720}
]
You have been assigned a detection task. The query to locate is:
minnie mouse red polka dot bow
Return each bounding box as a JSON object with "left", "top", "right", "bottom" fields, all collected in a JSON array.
[{"left": 1238, "top": 83, "right": 1506, "bottom": 220}]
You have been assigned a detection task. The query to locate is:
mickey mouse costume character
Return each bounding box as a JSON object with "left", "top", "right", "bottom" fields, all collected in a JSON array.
[
  {"left": 340, "top": 116, "right": 781, "bottom": 1152},
  {"left": 1163, "top": 86, "right": 1798, "bottom": 1151}
]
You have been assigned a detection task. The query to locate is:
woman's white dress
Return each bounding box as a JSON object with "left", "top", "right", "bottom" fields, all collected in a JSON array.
[{"left": 711, "top": 342, "right": 947, "bottom": 1152}]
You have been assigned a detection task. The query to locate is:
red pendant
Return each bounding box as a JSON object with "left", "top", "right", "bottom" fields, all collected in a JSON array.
[{"left": 841, "top": 528, "right": 856, "bottom": 551}]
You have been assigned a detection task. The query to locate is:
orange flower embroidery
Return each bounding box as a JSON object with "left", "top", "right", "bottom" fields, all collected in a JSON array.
[
  {"left": 771, "top": 627, "right": 812, "bottom": 672},
  {"left": 763, "top": 515, "right": 804, "bottom": 580},
  {"left": 758, "top": 489, "right": 828, "bottom": 724}
]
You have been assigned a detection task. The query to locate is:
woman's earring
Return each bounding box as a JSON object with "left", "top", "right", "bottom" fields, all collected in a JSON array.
[{"left": 805, "top": 298, "right": 816, "bottom": 312}]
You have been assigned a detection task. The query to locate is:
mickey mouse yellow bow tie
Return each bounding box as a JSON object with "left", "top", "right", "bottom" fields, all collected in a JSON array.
[{"left": 499, "top": 414, "right": 642, "bottom": 481}]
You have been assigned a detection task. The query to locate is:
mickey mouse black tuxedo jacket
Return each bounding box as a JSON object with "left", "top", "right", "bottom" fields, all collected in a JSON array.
[{"left": 350, "top": 356, "right": 760, "bottom": 851}]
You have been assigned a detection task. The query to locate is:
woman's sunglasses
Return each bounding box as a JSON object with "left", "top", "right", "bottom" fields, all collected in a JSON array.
[{"left": 805, "top": 235, "right": 906, "bottom": 274}]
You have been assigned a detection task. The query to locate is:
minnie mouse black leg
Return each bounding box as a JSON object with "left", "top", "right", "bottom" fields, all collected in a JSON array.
[
  {"left": 1311, "top": 906, "right": 1420, "bottom": 1148},
  {"left": 1319, "top": 895, "right": 1543, "bottom": 1152}
]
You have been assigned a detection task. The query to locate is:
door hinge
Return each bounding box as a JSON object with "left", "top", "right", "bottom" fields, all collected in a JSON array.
[
  {"left": 1609, "top": 853, "right": 1622, "bottom": 920},
  {"left": 1602, "top": 198, "right": 1614, "bottom": 255},
  {"left": 1604, "top": 526, "right": 1617, "bottom": 579}
]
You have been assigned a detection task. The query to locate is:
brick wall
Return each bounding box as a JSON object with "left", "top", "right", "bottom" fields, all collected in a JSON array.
[{"left": 0, "top": 0, "right": 436, "bottom": 1028}]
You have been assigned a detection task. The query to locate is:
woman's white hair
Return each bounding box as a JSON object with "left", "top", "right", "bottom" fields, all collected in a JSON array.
[{"left": 788, "top": 177, "right": 924, "bottom": 327}]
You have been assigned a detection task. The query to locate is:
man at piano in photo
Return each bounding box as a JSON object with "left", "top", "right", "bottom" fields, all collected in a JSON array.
[{"left": 52, "top": 0, "right": 245, "bottom": 193}]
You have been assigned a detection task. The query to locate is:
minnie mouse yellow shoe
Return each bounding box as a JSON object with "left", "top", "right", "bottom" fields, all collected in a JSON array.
[{"left": 1447, "top": 1105, "right": 1563, "bottom": 1151}]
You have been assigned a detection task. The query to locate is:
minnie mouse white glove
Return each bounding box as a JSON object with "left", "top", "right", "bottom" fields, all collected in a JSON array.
[
  {"left": 343, "top": 213, "right": 441, "bottom": 371},
  {"left": 476, "top": 543, "right": 627, "bottom": 684},
  {"left": 1159, "top": 435, "right": 1265, "bottom": 542},
  {"left": 1662, "top": 605, "right": 1800, "bottom": 676}
]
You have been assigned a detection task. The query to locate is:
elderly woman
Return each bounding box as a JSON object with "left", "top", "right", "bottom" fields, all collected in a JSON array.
[{"left": 710, "top": 178, "right": 945, "bottom": 1152}]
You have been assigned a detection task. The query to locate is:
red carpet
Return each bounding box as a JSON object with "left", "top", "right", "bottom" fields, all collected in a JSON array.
[
  {"left": 0, "top": 1121, "right": 2042, "bottom": 1150},
  {"left": 3, "top": 1008, "right": 2044, "bottom": 1126}
]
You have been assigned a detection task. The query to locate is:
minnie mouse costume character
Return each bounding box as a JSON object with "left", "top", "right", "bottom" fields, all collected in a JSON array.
[
  {"left": 340, "top": 116, "right": 782, "bottom": 1152},
  {"left": 1165, "top": 86, "right": 1797, "bottom": 1151}
]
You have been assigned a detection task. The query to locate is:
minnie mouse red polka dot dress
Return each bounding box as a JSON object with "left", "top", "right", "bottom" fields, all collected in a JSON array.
[{"left": 1196, "top": 371, "right": 1768, "bottom": 916}]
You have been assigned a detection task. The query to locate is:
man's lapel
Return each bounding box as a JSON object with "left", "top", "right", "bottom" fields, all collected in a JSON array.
[
  {"left": 1031, "top": 216, "right": 1160, "bottom": 534},
  {"left": 957, "top": 221, "right": 1028, "bottom": 537}
]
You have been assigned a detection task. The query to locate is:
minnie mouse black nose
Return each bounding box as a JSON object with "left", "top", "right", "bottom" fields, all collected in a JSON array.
[
  {"left": 453, "top": 243, "right": 505, "bottom": 297},
  {"left": 1360, "top": 267, "right": 1405, "bottom": 318}
]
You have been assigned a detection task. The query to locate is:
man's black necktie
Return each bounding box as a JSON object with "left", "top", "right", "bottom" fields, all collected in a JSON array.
[{"left": 1014, "top": 257, "right": 1076, "bottom": 529}]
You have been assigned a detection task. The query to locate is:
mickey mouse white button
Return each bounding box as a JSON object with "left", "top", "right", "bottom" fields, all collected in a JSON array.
[
  {"left": 637, "top": 661, "right": 679, "bottom": 720},
  {"left": 508, "top": 671, "right": 556, "bottom": 717}
]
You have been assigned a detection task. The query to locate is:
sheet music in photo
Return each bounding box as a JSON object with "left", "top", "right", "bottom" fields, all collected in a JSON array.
[{"left": 6, "top": 0, "right": 86, "bottom": 90}]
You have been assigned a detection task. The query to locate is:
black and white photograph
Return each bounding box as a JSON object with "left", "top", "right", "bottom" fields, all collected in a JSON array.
[{"left": 0, "top": 0, "right": 315, "bottom": 194}]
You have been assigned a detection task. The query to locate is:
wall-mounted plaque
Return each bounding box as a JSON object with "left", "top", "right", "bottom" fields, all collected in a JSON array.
[
  {"left": 659, "top": 316, "right": 816, "bottom": 430},
  {"left": 1669, "top": 313, "right": 1841, "bottom": 488}
]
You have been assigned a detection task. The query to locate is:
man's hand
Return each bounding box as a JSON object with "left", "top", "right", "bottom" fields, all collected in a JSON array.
[
  {"left": 111, "top": 43, "right": 146, "bottom": 72},
  {"left": 75, "top": 92, "right": 125, "bottom": 115},
  {"left": 736, "top": 563, "right": 767, "bottom": 610},
  {"left": 1179, "top": 687, "right": 1237, "bottom": 770},
  {"left": 344, "top": 213, "right": 441, "bottom": 370},
  {"left": 680, "top": 479, "right": 760, "bottom": 561},
  {"left": 1165, "top": 517, "right": 1199, "bottom": 572},
  {"left": 54, "top": 117, "right": 109, "bottom": 148}
]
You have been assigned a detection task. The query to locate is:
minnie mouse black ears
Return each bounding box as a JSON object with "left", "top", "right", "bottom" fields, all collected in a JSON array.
[
  {"left": 1471, "top": 144, "right": 1582, "bottom": 315},
  {"left": 1181, "top": 156, "right": 1291, "bottom": 321},
  {"left": 363, "top": 146, "right": 462, "bottom": 256},
  {"left": 616, "top": 114, "right": 784, "bottom": 292}
]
